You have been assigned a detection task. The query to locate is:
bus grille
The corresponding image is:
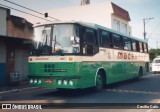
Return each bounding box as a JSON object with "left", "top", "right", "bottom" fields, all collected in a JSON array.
[{"left": 43, "top": 64, "right": 67, "bottom": 73}]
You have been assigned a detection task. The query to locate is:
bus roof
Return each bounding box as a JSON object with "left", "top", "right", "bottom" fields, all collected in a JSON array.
[{"left": 34, "top": 21, "right": 147, "bottom": 43}]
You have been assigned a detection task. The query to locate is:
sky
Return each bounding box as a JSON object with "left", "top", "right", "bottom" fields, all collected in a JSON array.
[{"left": 0, "top": 0, "right": 160, "bottom": 49}]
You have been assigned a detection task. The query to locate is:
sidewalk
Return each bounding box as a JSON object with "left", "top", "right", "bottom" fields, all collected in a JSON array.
[{"left": 0, "top": 80, "right": 29, "bottom": 94}]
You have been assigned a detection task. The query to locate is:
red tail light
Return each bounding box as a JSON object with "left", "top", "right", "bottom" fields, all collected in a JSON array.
[{"left": 45, "top": 79, "right": 53, "bottom": 84}]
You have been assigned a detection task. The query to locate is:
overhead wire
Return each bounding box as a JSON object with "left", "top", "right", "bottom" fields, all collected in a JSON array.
[
  {"left": 3, "top": 0, "right": 60, "bottom": 21},
  {"left": 0, "top": 3, "right": 52, "bottom": 22}
]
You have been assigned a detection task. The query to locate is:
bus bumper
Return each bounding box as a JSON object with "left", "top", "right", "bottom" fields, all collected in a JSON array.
[{"left": 28, "top": 75, "right": 90, "bottom": 89}]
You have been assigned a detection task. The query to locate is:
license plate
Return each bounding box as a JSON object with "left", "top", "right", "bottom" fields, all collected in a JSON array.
[{"left": 45, "top": 79, "right": 53, "bottom": 84}]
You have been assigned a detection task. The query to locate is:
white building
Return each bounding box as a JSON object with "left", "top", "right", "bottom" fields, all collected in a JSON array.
[
  {"left": 43, "top": 1, "right": 132, "bottom": 35},
  {"left": 22, "top": 1, "right": 132, "bottom": 35}
]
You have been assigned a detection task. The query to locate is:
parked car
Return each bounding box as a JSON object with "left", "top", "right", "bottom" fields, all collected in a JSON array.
[{"left": 152, "top": 57, "right": 160, "bottom": 74}]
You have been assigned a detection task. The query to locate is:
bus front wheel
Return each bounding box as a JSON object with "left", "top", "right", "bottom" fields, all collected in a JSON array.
[{"left": 95, "top": 73, "right": 103, "bottom": 91}]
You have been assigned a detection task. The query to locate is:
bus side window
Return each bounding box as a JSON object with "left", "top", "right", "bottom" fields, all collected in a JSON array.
[
  {"left": 84, "top": 28, "right": 95, "bottom": 45},
  {"left": 100, "top": 30, "right": 111, "bottom": 48},
  {"left": 143, "top": 43, "right": 148, "bottom": 53},
  {"left": 112, "top": 34, "right": 123, "bottom": 49},
  {"left": 139, "top": 42, "right": 144, "bottom": 53},
  {"left": 132, "top": 40, "right": 137, "bottom": 52},
  {"left": 83, "top": 28, "right": 99, "bottom": 55},
  {"left": 123, "top": 37, "right": 132, "bottom": 50},
  {"left": 98, "top": 30, "right": 101, "bottom": 46},
  {"left": 136, "top": 41, "right": 140, "bottom": 52}
]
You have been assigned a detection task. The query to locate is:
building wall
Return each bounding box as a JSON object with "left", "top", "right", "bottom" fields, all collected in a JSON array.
[
  {"left": 0, "top": 39, "right": 6, "bottom": 85},
  {"left": 46, "top": 2, "right": 113, "bottom": 29},
  {"left": 7, "top": 19, "right": 33, "bottom": 39},
  {"left": 128, "top": 25, "right": 132, "bottom": 35},
  {"left": 21, "top": 2, "right": 113, "bottom": 29},
  {"left": 111, "top": 15, "right": 130, "bottom": 35},
  {"left": 6, "top": 38, "right": 31, "bottom": 83},
  {"left": 45, "top": 2, "right": 131, "bottom": 35},
  {"left": 0, "top": 7, "right": 33, "bottom": 85},
  {"left": 0, "top": 7, "right": 7, "bottom": 36},
  {"left": 15, "top": 49, "right": 29, "bottom": 81},
  {"left": 0, "top": 39, "right": 6, "bottom": 63},
  {"left": 22, "top": 2, "right": 131, "bottom": 35}
]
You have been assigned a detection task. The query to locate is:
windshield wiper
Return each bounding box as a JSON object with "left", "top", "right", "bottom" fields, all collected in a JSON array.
[
  {"left": 45, "top": 35, "right": 48, "bottom": 45},
  {"left": 53, "top": 35, "right": 64, "bottom": 55},
  {"left": 53, "top": 35, "right": 56, "bottom": 51},
  {"left": 53, "top": 35, "right": 63, "bottom": 49},
  {"left": 37, "top": 35, "right": 51, "bottom": 55}
]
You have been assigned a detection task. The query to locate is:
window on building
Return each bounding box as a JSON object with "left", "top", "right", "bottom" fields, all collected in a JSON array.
[
  {"left": 112, "top": 34, "right": 122, "bottom": 49},
  {"left": 100, "top": 31, "right": 111, "bottom": 48},
  {"left": 143, "top": 43, "right": 148, "bottom": 53},
  {"left": 121, "top": 22, "right": 127, "bottom": 34},
  {"left": 123, "top": 37, "right": 131, "bottom": 50},
  {"left": 113, "top": 19, "right": 120, "bottom": 32}
]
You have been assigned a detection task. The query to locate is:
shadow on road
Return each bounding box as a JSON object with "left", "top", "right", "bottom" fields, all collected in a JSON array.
[
  {"left": 38, "top": 87, "right": 98, "bottom": 98},
  {"left": 107, "top": 78, "right": 144, "bottom": 89},
  {"left": 37, "top": 78, "right": 142, "bottom": 99}
]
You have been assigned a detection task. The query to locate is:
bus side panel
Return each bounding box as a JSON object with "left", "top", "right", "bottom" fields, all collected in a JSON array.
[
  {"left": 78, "top": 61, "right": 147, "bottom": 88},
  {"left": 78, "top": 62, "right": 101, "bottom": 88},
  {"left": 105, "top": 61, "right": 145, "bottom": 84},
  {"left": 102, "top": 62, "right": 123, "bottom": 84}
]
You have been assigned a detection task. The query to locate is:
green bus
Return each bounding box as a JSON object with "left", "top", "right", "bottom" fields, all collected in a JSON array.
[{"left": 28, "top": 21, "right": 149, "bottom": 90}]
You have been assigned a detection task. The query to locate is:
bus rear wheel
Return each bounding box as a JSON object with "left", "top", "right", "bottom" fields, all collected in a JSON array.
[{"left": 95, "top": 73, "right": 103, "bottom": 91}]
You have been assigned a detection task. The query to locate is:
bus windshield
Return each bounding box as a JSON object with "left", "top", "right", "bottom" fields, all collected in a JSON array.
[
  {"left": 34, "top": 25, "right": 51, "bottom": 47},
  {"left": 52, "top": 24, "right": 80, "bottom": 54},
  {"left": 33, "top": 24, "right": 80, "bottom": 55}
]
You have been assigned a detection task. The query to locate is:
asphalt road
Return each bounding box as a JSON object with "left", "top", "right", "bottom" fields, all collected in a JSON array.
[{"left": 0, "top": 72, "right": 160, "bottom": 112}]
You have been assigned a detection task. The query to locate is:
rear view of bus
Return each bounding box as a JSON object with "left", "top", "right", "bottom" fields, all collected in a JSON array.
[{"left": 152, "top": 57, "right": 160, "bottom": 74}]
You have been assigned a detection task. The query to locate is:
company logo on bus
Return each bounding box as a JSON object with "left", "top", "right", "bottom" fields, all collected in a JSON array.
[{"left": 117, "top": 52, "right": 137, "bottom": 60}]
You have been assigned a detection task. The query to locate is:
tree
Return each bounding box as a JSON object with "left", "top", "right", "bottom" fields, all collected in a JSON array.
[{"left": 149, "top": 49, "right": 160, "bottom": 62}]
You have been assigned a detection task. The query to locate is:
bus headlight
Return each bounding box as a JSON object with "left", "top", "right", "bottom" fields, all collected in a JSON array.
[
  {"left": 63, "top": 80, "right": 68, "bottom": 85},
  {"left": 69, "top": 80, "right": 73, "bottom": 86},
  {"left": 57, "top": 80, "right": 62, "bottom": 85},
  {"left": 30, "top": 79, "right": 33, "bottom": 83},
  {"left": 34, "top": 79, "right": 37, "bottom": 83},
  {"left": 38, "top": 79, "right": 41, "bottom": 84}
]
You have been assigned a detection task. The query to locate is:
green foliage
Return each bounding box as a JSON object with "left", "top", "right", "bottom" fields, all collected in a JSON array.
[{"left": 149, "top": 49, "right": 160, "bottom": 62}]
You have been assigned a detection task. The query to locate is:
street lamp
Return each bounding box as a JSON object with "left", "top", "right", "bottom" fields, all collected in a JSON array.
[{"left": 143, "top": 18, "right": 154, "bottom": 40}]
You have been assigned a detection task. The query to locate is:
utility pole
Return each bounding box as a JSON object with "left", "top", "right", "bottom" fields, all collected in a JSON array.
[{"left": 143, "top": 18, "right": 154, "bottom": 40}]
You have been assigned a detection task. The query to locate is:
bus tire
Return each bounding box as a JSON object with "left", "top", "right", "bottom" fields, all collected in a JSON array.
[
  {"left": 95, "top": 72, "right": 104, "bottom": 91},
  {"left": 138, "top": 67, "right": 143, "bottom": 80}
]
